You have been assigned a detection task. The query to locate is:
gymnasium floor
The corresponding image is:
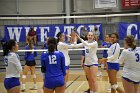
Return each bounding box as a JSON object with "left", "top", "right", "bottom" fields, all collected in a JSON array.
[{"left": 0, "top": 68, "right": 125, "bottom": 93}]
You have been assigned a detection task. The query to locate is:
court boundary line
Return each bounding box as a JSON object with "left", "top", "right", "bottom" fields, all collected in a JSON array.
[
  {"left": 74, "top": 81, "right": 86, "bottom": 93},
  {"left": 66, "top": 75, "right": 80, "bottom": 89}
]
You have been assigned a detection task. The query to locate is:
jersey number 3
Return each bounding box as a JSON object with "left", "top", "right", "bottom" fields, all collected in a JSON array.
[
  {"left": 135, "top": 53, "right": 140, "bottom": 62},
  {"left": 49, "top": 55, "right": 57, "bottom": 64}
]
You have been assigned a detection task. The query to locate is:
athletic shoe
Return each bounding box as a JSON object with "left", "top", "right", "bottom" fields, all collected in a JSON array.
[
  {"left": 30, "top": 85, "right": 38, "bottom": 90},
  {"left": 21, "top": 88, "right": 26, "bottom": 92},
  {"left": 97, "top": 72, "right": 102, "bottom": 77},
  {"left": 84, "top": 89, "right": 90, "bottom": 93},
  {"left": 107, "top": 86, "right": 111, "bottom": 92}
]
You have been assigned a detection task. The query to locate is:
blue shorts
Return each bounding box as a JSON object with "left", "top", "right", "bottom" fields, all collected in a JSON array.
[
  {"left": 65, "top": 66, "right": 69, "bottom": 70},
  {"left": 44, "top": 75, "right": 65, "bottom": 89},
  {"left": 84, "top": 64, "right": 98, "bottom": 67},
  {"left": 4, "top": 77, "right": 20, "bottom": 90},
  {"left": 107, "top": 62, "right": 119, "bottom": 71},
  {"left": 122, "top": 77, "right": 140, "bottom": 84}
]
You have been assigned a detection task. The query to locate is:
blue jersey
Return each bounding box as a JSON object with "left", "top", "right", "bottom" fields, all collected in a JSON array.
[
  {"left": 41, "top": 51, "right": 66, "bottom": 78},
  {"left": 102, "top": 41, "right": 111, "bottom": 58},
  {"left": 24, "top": 45, "right": 38, "bottom": 61},
  {"left": 43, "top": 43, "right": 48, "bottom": 49}
]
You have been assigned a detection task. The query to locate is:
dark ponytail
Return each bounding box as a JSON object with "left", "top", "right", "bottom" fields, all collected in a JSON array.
[
  {"left": 56, "top": 32, "right": 63, "bottom": 43},
  {"left": 125, "top": 35, "right": 136, "bottom": 50},
  {"left": 3, "top": 39, "right": 16, "bottom": 56},
  {"left": 47, "top": 37, "right": 57, "bottom": 54}
]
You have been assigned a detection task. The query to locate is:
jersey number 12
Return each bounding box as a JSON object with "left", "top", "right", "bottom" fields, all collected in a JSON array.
[{"left": 49, "top": 55, "right": 57, "bottom": 64}]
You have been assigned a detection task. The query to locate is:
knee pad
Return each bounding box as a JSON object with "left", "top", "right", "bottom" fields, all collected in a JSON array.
[
  {"left": 32, "top": 74, "right": 36, "bottom": 78},
  {"left": 111, "top": 84, "right": 118, "bottom": 90},
  {"left": 22, "top": 75, "right": 26, "bottom": 79}
]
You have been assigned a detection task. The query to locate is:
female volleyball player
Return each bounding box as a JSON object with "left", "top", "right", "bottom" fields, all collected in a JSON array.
[
  {"left": 21, "top": 39, "right": 38, "bottom": 91},
  {"left": 75, "top": 32, "right": 98, "bottom": 93},
  {"left": 3, "top": 39, "right": 22, "bottom": 93},
  {"left": 119, "top": 35, "right": 140, "bottom": 93},
  {"left": 57, "top": 32, "right": 74, "bottom": 83},
  {"left": 100, "top": 33, "right": 124, "bottom": 93},
  {"left": 41, "top": 37, "right": 66, "bottom": 93},
  {"left": 98, "top": 34, "right": 111, "bottom": 77}
]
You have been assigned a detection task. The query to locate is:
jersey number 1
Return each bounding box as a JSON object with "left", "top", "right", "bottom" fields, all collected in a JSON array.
[
  {"left": 135, "top": 53, "right": 140, "bottom": 62},
  {"left": 49, "top": 55, "right": 57, "bottom": 64}
]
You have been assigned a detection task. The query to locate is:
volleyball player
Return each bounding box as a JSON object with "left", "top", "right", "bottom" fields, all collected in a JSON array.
[
  {"left": 100, "top": 33, "right": 124, "bottom": 93},
  {"left": 3, "top": 39, "right": 22, "bottom": 93},
  {"left": 21, "top": 39, "right": 38, "bottom": 91},
  {"left": 97, "top": 34, "right": 111, "bottom": 77},
  {"left": 56, "top": 32, "right": 74, "bottom": 84},
  {"left": 74, "top": 32, "right": 98, "bottom": 93},
  {"left": 119, "top": 35, "right": 140, "bottom": 93},
  {"left": 41, "top": 37, "right": 66, "bottom": 93}
]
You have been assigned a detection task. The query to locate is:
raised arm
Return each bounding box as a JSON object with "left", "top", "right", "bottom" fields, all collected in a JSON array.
[{"left": 77, "top": 34, "right": 97, "bottom": 48}]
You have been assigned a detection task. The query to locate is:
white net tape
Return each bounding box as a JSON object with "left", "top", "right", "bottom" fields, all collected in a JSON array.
[{"left": 0, "top": 48, "right": 125, "bottom": 53}]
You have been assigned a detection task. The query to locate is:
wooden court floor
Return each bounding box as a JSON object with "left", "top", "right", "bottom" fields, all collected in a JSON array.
[{"left": 0, "top": 68, "right": 138, "bottom": 93}]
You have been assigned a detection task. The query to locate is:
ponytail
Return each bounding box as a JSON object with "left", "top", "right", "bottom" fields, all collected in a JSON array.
[
  {"left": 56, "top": 32, "right": 63, "bottom": 43},
  {"left": 3, "top": 39, "right": 16, "bottom": 56},
  {"left": 3, "top": 42, "right": 9, "bottom": 56},
  {"left": 125, "top": 35, "right": 136, "bottom": 50},
  {"left": 47, "top": 37, "right": 57, "bottom": 54}
]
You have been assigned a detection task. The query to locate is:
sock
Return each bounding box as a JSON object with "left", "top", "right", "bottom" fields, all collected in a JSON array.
[
  {"left": 90, "top": 90, "right": 94, "bottom": 93},
  {"left": 22, "top": 84, "right": 25, "bottom": 89},
  {"left": 33, "top": 84, "right": 37, "bottom": 87}
]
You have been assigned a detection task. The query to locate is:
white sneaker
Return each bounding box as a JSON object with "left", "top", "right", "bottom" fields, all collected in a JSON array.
[
  {"left": 97, "top": 72, "right": 102, "bottom": 77},
  {"left": 21, "top": 88, "right": 26, "bottom": 92},
  {"left": 21, "top": 84, "right": 26, "bottom": 92},
  {"left": 30, "top": 85, "right": 38, "bottom": 90},
  {"left": 107, "top": 86, "right": 111, "bottom": 92}
]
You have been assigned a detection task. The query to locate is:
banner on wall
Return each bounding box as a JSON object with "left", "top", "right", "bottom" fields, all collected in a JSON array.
[
  {"left": 94, "top": 0, "right": 117, "bottom": 9},
  {"left": 119, "top": 22, "right": 140, "bottom": 40},
  {"left": 4, "top": 24, "right": 103, "bottom": 42},
  {"left": 122, "top": 0, "right": 140, "bottom": 9}
]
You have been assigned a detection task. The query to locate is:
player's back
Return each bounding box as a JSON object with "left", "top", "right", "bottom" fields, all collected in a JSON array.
[
  {"left": 123, "top": 48, "right": 140, "bottom": 70},
  {"left": 44, "top": 51, "right": 66, "bottom": 78}
]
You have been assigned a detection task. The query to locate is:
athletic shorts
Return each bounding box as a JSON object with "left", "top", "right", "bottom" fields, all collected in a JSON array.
[
  {"left": 65, "top": 66, "right": 69, "bottom": 70},
  {"left": 84, "top": 64, "right": 98, "bottom": 67},
  {"left": 44, "top": 75, "right": 65, "bottom": 89},
  {"left": 107, "top": 62, "right": 119, "bottom": 71},
  {"left": 4, "top": 77, "right": 20, "bottom": 90},
  {"left": 25, "top": 60, "right": 36, "bottom": 66},
  {"left": 122, "top": 77, "right": 140, "bottom": 84}
]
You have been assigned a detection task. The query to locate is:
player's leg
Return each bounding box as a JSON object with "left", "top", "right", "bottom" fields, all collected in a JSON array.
[
  {"left": 7, "top": 86, "right": 20, "bottom": 93},
  {"left": 21, "top": 65, "right": 30, "bottom": 91},
  {"left": 84, "top": 66, "right": 92, "bottom": 91},
  {"left": 122, "top": 77, "right": 134, "bottom": 93},
  {"left": 30, "top": 66, "right": 37, "bottom": 90},
  {"left": 134, "top": 83, "right": 139, "bottom": 93},
  {"left": 44, "top": 87, "right": 54, "bottom": 93},
  {"left": 108, "top": 70, "right": 124, "bottom": 93},
  {"left": 90, "top": 66, "right": 98, "bottom": 93},
  {"left": 65, "top": 67, "right": 69, "bottom": 86}
]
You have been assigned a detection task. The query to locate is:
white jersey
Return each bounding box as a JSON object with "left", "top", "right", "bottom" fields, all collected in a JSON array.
[
  {"left": 75, "top": 39, "right": 98, "bottom": 65},
  {"left": 4, "top": 52, "right": 22, "bottom": 78},
  {"left": 107, "top": 43, "right": 120, "bottom": 63},
  {"left": 57, "top": 42, "right": 74, "bottom": 66},
  {"left": 119, "top": 48, "right": 140, "bottom": 82}
]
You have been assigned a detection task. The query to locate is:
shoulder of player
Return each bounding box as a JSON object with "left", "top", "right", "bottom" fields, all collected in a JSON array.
[{"left": 54, "top": 51, "right": 64, "bottom": 57}]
